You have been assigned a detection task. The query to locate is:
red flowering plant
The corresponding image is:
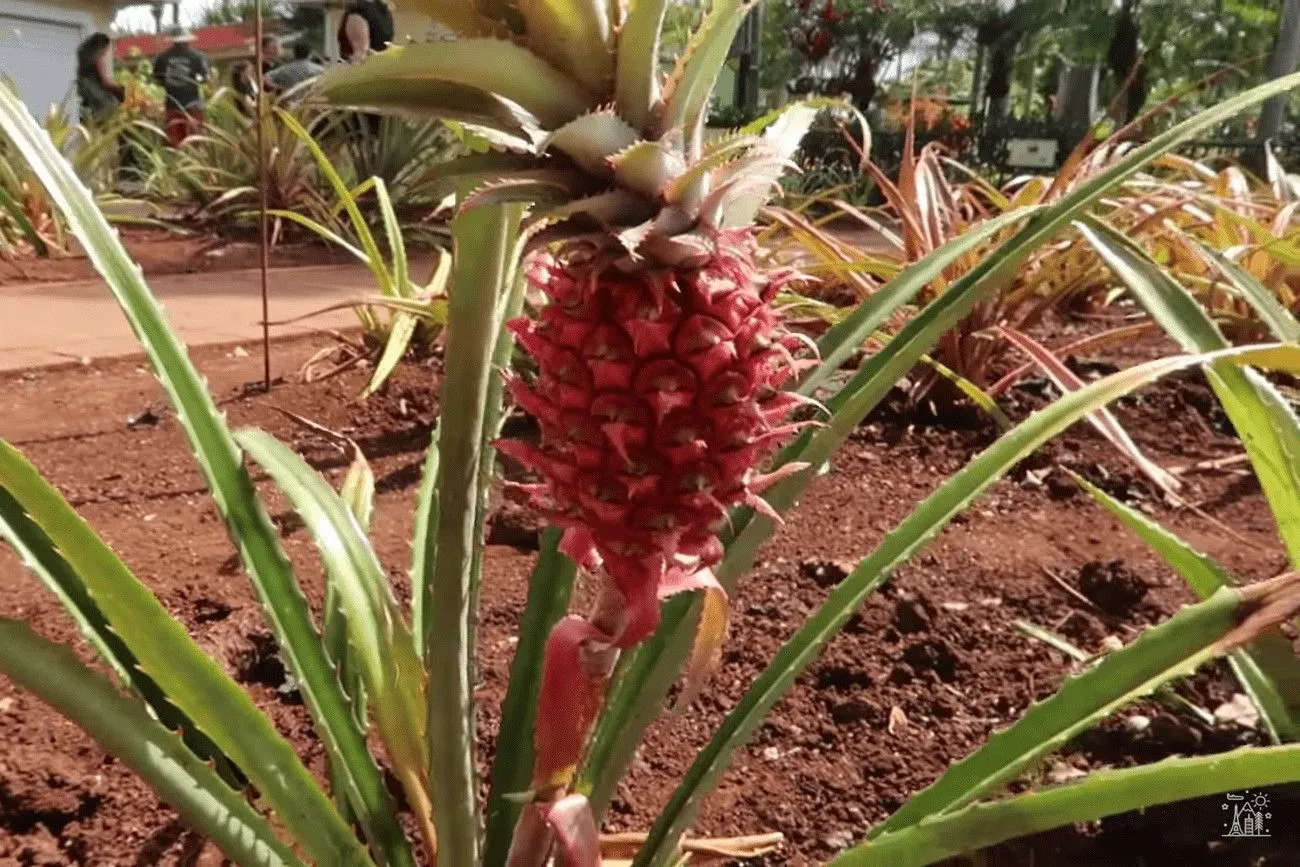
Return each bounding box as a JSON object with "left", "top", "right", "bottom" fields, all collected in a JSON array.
[{"left": 790, "top": 0, "right": 921, "bottom": 108}]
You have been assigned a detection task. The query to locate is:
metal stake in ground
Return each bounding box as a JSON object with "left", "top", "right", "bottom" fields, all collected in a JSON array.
[{"left": 254, "top": 0, "right": 271, "bottom": 392}]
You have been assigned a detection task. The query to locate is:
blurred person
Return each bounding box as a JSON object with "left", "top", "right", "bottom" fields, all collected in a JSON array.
[
  {"left": 75, "top": 32, "right": 125, "bottom": 123},
  {"left": 265, "top": 42, "right": 324, "bottom": 104},
  {"left": 75, "top": 33, "right": 138, "bottom": 187},
  {"left": 230, "top": 61, "right": 257, "bottom": 116},
  {"left": 153, "top": 32, "right": 211, "bottom": 146},
  {"left": 260, "top": 35, "right": 282, "bottom": 75},
  {"left": 337, "top": 1, "right": 394, "bottom": 140},
  {"left": 338, "top": 0, "right": 394, "bottom": 62}
]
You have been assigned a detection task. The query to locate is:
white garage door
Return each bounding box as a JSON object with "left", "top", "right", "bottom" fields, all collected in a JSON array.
[{"left": 0, "top": 9, "right": 87, "bottom": 120}]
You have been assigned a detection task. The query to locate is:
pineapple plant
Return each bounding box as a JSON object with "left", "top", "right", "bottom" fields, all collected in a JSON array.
[{"left": 319, "top": 2, "right": 828, "bottom": 862}]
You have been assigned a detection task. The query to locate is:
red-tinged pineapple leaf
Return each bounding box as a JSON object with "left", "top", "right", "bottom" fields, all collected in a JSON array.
[
  {"left": 534, "top": 616, "right": 609, "bottom": 789},
  {"left": 999, "top": 326, "right": 1182, "bottom": 496},
  {"left": 659, "top": 568, "right": 729, "bottom": 712},
  {"left": 545, "top": 794, "right": 601, "bottom": 867}
]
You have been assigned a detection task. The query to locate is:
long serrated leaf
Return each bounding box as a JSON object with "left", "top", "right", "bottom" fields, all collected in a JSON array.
[
  {"left": 1194, "top": 239, "right": 1300, "bottom": 343},
  {"left": 0, "top": 182, "right": 49, "bottom": 255},
  {"left": 630, "top": 343, "right": 1300, "bottom": 867},
  {"left": 0, "top": 481, "right": 237, "bottom": 785},
  {"left": 411, "top": 429, "right": 441, "bottom": 650},
  {"left": 657, "top": 0, "right": 749, "bottom": 149},
  {"left": 615, "top": 0, "right": 671, "bottom": 129},
  {"left": 542, "top": 110, "right": 640, "bottom": 175},
  {"left": 325, "top": 446, "right": 375, "bottom": 822},
  {"left": 236, "top": 429, "right": 435, "bottom": 854},
  {"left": 366, "top": 312, "right": 419, "bottom": 397},
  {"left": 835, "top": 744, "right": 1300, "bottom": 866},
  {"left": 483, "top": 528, "right": 579, "bottom": 867},
  {"left": 518, "top": 0, "right": 616, "bottom": 94},
  {"left": 0, "top": 85, "right": 413, "bottom": 867},
  {"left": 375, "top": 178, "right": 410, "bottom": 298},
  {"left": 871, "top": 571, "right": 1300, "bottom": 839},
  {"left": 0, "top": 620, "right": 302, "bottom": 867},
  {"left": 278, "top": 109, "right": 394, "bottom": 297},
  {"left": 1074, "top": 474, "right": 1300, "bottom": 743},
  {"left": 324, "top": 80, "right": 544, "bottom": 150},
  {"left": 1079, "top": 217, "right": 1300, "bottom": 565},
  {"left": 0, "top": 441, "right": 366, "bottom": 862},
  {"left": 463, "top": 177, "right": 576, "bottom": 212},
  {"left": 320, "top": 40, "right": 595, "bottom": 129},
  {"left": 266, "top": 209, "right": 371, "bottom": 263},
  {"left": 999, "top": 325, "right": 1181, "bottom": 495},
  {"left": 424, "top": 200, "right": 524, "bottom": 866},
  {"left": 364, "top": 247, "right": 454, "bottom": 399},
  {"left": 799, "top": 207, "right": 1041, "bottom": 398}
]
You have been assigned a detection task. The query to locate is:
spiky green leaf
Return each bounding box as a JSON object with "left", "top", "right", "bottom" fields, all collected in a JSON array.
[
  {"left": 0, "top": 84, "right": 413, "bottom": 867},
  {"left": 632, "top": 343, "right": 1300, "bottom": 867},
  {"left": 320, "top": 40, "right": 595, "bottom": 129},
  {"left": 0, "top": 620, "right": 302, "bottom": 867}
]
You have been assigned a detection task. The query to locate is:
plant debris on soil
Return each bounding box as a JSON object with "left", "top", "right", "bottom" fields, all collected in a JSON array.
[{"left": 2, "top": 326, "right": 1300, "bottom": 866}]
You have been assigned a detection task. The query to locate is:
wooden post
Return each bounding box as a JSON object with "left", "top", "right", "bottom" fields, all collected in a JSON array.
[{"left": 254, "top": 0, "right": 271, "bottom": 391}]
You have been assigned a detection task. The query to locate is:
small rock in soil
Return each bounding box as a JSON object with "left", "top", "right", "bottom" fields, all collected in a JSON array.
[
  {"left": 126, "top": 407, "right": 161, "bottom": 428},
  {"left": 1077, "top": 559, "right": 1149, "bottom": 616},
  {"left": 1125, "top": 714, "right": 1152, "bottom": 734},
  {"left": 821, "top": 830, "right": 854, "bottom": 851},
  {"left": 1044, "top": 467, "right": 1080, "bottom": 500},
  {"left": 1148, "top": 713, "right": 1204, "bottom": 752},
  {"left": 800, "top": 558, "right": 855, "bottom": 587},
  {"left": 1213, "top": 693, "right": 1261, "bottom": 730},
  {"left": 893, "top": 590, "right": 936, "bottom": 633},
  {"left": 486, "top": 499, "right": 542, "bottom": 551},
  {"left": 1047, "top": 762, "right": 1088, "bottom": 784},
  {"left": 829, "top": 698, "right": 876, "bottom": 726},
  {"left": 901, "top": 638, "right": 959, "bottom": 683}
]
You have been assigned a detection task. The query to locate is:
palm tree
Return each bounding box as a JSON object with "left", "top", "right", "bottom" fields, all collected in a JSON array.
[{"left": 1260, "top": 0, "right": 1300, "bottom": 142}]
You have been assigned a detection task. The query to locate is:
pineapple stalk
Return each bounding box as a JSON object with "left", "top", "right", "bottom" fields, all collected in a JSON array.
[{"left": 425, "top": 200, "right": 524, "bottom": 866}]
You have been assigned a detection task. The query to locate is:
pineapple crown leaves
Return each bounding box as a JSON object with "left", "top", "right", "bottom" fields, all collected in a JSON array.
[
  {"left": 608, "top": 138, "right": 687, "bottom": 200},
  {"left": 320, "top": 1, "right": 847, "bottom": 244},
  {"left": 540, "top": 108, "right": 640, "bottom": 175},
  {"left": 317, "top": 39, "right": 595, "bottom": 130},
  {"left": 516, "top": 0, "right": 617, "bottom": 95},
  {"left": 614, "top": 0, "right": 673, "bottom": 129},
  {"left": 656, "top": 0, "right": 756, "bottom": 151},
  {"left": 458, "top": 177, "right": 578, "bottom": 216}
]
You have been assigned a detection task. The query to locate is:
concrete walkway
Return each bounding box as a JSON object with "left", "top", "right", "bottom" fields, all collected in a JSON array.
[{"left": 0, "top": 263, "right": 377, "bottom": 371}]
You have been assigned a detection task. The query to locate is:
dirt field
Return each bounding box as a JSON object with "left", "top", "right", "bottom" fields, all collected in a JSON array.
[{"left": 1, "top": 323, "right": 1299, "bottom": 865}]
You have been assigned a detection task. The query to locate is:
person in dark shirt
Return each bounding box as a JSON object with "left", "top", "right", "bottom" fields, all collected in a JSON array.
[
  {"left": 152, "top": 32, "right": 211, "bottom": 146},
  {"left": 75, "top": 32, "right": 125, "bottom": 123},
  {"left": 75, "top": 33, "right": 135, "bottom": 186},
  {"left": 230, "top": 61, "right": 257, "bottom": 116}
]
